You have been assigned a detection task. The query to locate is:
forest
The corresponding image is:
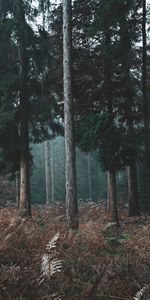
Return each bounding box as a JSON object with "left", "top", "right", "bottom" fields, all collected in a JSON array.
[{"left": 0, "top": 0, "right": 150, "bottom": 299}]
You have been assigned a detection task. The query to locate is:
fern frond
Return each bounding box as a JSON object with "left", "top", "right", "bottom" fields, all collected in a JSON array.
[
  {"left": 41, "top": 255, "right": 63, "bottom": 278},
  {"left": 41, "top": 253, "right": 50, "bottom": 278},
  {"left": 105, "top": 222, "right": 117, "bottom": 230},
  {"left": 40, "top": 232, "right": 63, "bottom": 299},
  {"left": 133, "top": 283, "right": 150, "bottom": 300},
  {"left": 46, "top": 232, "right": 60, "bottom": 251},
  {"left": 52, "top": 292, "right": 62, "bottom": 300},
  {"left": 50, "top": 259, "right": 63, "bottom": 276}
]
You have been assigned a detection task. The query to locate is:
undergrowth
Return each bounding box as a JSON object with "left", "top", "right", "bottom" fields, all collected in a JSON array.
[{"left": 0, "top": 203, "right": 150, "bottom": 300}]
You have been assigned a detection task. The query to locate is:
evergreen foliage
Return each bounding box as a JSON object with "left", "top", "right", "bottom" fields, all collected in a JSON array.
[{"left": 0, "top": 0, "right": 149, "bottom": 213}]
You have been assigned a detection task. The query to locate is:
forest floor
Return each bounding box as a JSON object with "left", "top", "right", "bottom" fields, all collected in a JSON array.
[{"left": 0, "top": 202, "right": 150, "bottom": 300}]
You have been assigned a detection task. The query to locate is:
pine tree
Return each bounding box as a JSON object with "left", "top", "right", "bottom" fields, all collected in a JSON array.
[
  {"left": 0, "top": 0, "right": 62, "bottom": 212},
  {"left": 118, "top": 3, "right": 140, "bottom": 216},
  {"left": 63, "top": 0, "right": 78, "bottom": 230},
  {"left": 14, "top": 0, "right": 31, "bottom": 217},
  {"left": 141, "top": 0, "right": 150, "bottom": 212}
]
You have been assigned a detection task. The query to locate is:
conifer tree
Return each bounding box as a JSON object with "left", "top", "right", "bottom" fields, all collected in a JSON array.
[
  {"left": 63, "top": 0, "right": 78, "bottom": 230},
  {"left": 141, "top": 0, "right": 150, "bottom": 212},
  {"left": 118, "top": 3, "right": 140, "bottom": 216},
  {"left": 15, "top": 0, "right": 31, "bottom": 216}
]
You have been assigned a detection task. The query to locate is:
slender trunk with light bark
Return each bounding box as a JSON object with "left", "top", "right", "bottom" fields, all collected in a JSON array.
[
  {"left": 15, "top": 171, "right": 20, "bottom": 208},
  {"left": 107, "top": 171, "right": 110, "bottom": 210},
  {"left": 63, "top": 0, "right": 78, "bottom": 230},
  {"left": 44, "top": 140, "right": 51, "bottom": 205},
  {"left": 87, "top": 153, "right": 92, "bottom": 201},
  {"left": 108, "top": 171, "right": 119, "bottom": 225},
  {"left": 50, "top": 141, "right": 55, "bottom": 203},
  {"left": 16, "top": 0, "right": 31, "bottom": 217},
  {"left": 142, "top": 0, "right": 150, "bottom": 163},
  {"left": 142, "top": 0, "right": 150, "bottom": 211}
]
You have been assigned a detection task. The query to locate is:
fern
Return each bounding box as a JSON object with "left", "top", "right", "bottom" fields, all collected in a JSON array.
[
  {"left": 51, "top": 292, "right": 62, "bottom": 300},
  {"left": 46, "top": 233, "right": 60, "bottom": 251},
  {"left": 133, "top": 283, "right": 150, "bottom": 300},
  {"left": 40, "top": 232, "right": 63, "bottom": 300},
  {"left": 41, "top": 256, "right": 63, "bottom": 278}
]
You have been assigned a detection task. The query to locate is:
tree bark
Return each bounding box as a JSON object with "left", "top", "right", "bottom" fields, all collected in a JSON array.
[
  {"left": 107, "top": 171, "right": 110, "bottom": 210},
  {"left": 16, "top": 0, "right": 31, "bottom": 217},
  {"left": 50, "top": 140, "right": 55, "bottom": 203},
  {"left": 63, "top": 0, "right": 78, "bottom": 230},
  {"left": 142, "top": 0, "right": 150, "bottom": 211},
  {"left": 108, "top": 171, "right": 119, "bottom": 225},
  {"left": 119, "top": 12, "right": 140, "bottom": 217},
  {"left": 19, "top": 110, "right": 31, "bottom": 216},
  {"left": 127, "top": 162, "right": 140, "bottom": 216},
  {"left": 142, "top": 0, "right": 150, "bottom": 163},
  {"left": 87, "top": 153, "right": 92, "bottom": 201},
  {"left": 44, "top": 140, "right": 51, "bottom": 205},
  {"left": 15, "top": 171, "right": 20, "bottom": 208}
]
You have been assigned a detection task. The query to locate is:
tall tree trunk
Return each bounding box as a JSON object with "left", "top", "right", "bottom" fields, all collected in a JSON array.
[
  {"left": 87, "top": 153, "right": 92, "bottom": 201},
  {"left": 50, "top": 141, "right": 55, "bottom": 203},
  {"left": 142, "top": 0, "right": 149, "bottom": 162},
  {"left": 44, "top": 140, "right": 51, "bottom": 205},
  {"left": 16, "top": 0, "right": 31, "bottom": 217},
  {"left": 127, "top": 124, "right": 140, "bottom": 216},
  {"left": 41, "top": 6, "right": 51, "bottom": 205},
  {"left": 108, "top": 171, "right": 119, "bottom": 225},
  {"left": 142, "top": 0, "right": 150, "bottom": 211},
  {"left": 15, "top": 171, "right": 20, "bottom": 208},
  {"left": 63, "top": 0, "right": 78, "bottom": 230},
  {"left": 119, "top": 13, "right": 140, "bottom": 216},
  {"left": 107, "top": 171, "right": 110, "bottom": 210},
  {"left": 127, "top": 162, "right": 140, "bottom": 216}
]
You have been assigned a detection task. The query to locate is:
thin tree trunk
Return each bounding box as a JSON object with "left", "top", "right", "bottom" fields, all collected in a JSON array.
[
  {"left": 16, "top": 0, "right": 31, "bottom": 217},
  {"left": 41, "top": 5, "right": 51, "bottom": 205},
  {"left": 142, "top": 0, "right": 150, "bottom": 211},
  {"left": 44, "top": 140, "right": 51, "bottom": 205},
  {"left": 127, "top": 162, "right": 140, "bottom": 216},
  {"left": 107, "top": 171, "right": 110, "bottom": 210},
  {"left": 142, "top": 0, "right": 150, "bottom": 163},
  {"left": 19, "top": 113, "right": 31, "bottom": 216},
  {"left": 127, "top": 124, "right": 140, "bottom": 216},
  {"left": 87, "top": 153, "right": 92, "bottom": 201},
  {"left": 15, "top": 171, "right": 20, "bottom": 208},
  {"left": 50, "top": 141, "right": 55, "bottom": 203},
  {"left": 63, "top": 0, "right": 78, "bottom": 230},
  {"left": 126, "top": 124, "right": 140, "bottom": 216},
  {"left": 108, "top": 171, "right": 119, "bottom": 225}
]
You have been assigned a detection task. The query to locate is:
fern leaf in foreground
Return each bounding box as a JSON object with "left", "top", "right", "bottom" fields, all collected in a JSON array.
[
  {"left": 46, "top": 233, "right": 60, "bottom": 251},
  {"left": 41, "top": 255, "right": 63, "bottom": 278},
  {"left": 133, "top": 283, "right": 150, "bottom": 300},
  {"left": 40, "top": 232, "right": 63, "bottom": 300}
]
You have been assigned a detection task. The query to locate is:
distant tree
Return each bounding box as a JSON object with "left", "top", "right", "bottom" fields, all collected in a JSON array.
[
  {"left": 63, "top": 0, "right": 78, "bottom": 230},
  {"left": 44, "top": 140, "right": 51, "bottom": 205},
  {"left": 50, "top": 140, "right": 55, "bottom": 203},
  {"left": 87, "top": 153, "right": 92, "bottom": 201}
]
